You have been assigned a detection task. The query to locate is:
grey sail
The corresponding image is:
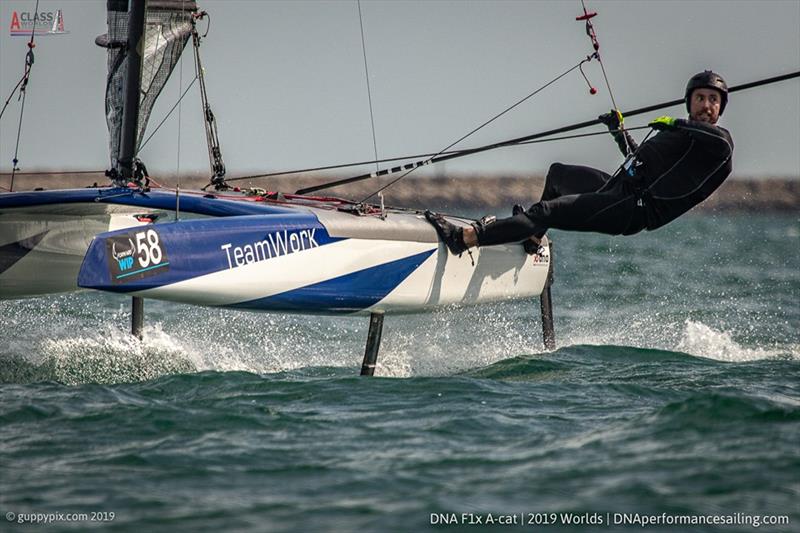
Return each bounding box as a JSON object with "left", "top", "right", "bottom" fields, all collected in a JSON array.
[{"left": 95, "top": 0, "right": 197, "bottom": 171}]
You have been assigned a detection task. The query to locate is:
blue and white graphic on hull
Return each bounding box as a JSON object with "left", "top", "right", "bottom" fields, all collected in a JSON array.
[{"left": 78, "top": 213, "right": 439, "bottom": 314}]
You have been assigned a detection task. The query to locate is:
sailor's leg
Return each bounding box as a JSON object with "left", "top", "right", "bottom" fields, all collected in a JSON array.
[
  {"left": 525, "top": 163, "right": 614, "bottom": 240},
  {"left": 527, "top": 189, "right": 637, "bottom": 235},
  {"left": 475, "top": 188, "right": 636, "bottom": 246},
  {"left": 427, "top": 179, "right": 634, "bottom": 253},
  {"left": 427, "top": 210, "right": 541, "bottom": 253},
  {"left": 540, "top": 163, "right": 612, "bottom": 201},
  {"left": 474, "top": 213, "right": 542, "bottom": 246}
]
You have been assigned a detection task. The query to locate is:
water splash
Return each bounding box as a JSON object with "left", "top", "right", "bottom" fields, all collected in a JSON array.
[
  {"left": 377, "top": 303, "right": 540, "bottom": 377},
  {"left": 34, "top": 324, "right": 197, "bottom": 385},
  {"left": 676, "top": 320, "right": 793, "bottom": 362}
]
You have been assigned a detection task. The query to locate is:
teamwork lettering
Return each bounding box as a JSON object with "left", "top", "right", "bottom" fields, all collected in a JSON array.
[{"left": 221, "top": 229, "right": 319, "bottom": 269}]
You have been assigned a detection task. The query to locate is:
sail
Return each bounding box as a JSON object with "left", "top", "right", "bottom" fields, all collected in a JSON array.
[{"left": 95, "top": 0, "right": 197, "bottom": 171}]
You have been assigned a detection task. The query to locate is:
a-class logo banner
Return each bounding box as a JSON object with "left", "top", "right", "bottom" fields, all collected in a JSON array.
[
  {"left": 9, "top": 9, "right": 68, "bottom": 36},
  {"left": 106, "top": 228, "right": 170, "bottom": 285}
]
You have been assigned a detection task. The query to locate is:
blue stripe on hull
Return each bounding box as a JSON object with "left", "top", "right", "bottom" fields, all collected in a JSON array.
[{"left": 230, "top": 249, "right": 435, "bottom": 313}]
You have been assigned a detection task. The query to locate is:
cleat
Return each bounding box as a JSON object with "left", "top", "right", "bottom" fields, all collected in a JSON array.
[{"left": 424, "top": 211, "right": 468, "bottom": 255}]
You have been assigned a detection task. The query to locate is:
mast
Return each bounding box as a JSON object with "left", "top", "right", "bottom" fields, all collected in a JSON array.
[
  {"left": 118, "top": 0, "right": 146, "bottom": 184},
  {"left": 118, "top": 0, "right": 147, "bottom": 337}
]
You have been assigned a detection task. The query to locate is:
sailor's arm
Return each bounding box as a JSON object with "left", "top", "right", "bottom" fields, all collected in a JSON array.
[
  {"left": 598, "top": 109, "right": 639, "bottom": 156},
  {"left": 673, "top": 119, "right": 734, "bottom": 158},
  {"left": 649, "top": 116, "right": 733, "bottom": 158}
]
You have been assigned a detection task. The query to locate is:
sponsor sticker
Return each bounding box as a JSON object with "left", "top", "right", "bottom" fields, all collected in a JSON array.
[{"left": 106, "top": 228, "right": 169, "bottom": 284}]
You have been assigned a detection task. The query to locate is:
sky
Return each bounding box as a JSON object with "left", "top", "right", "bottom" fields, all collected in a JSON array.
[{"left": 1, "top": 0, "right": 799, "bottom": 183}]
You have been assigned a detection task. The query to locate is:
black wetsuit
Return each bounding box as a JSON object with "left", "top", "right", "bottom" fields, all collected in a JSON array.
[{"left": 476, "top": 119, "right": 734, "bottom": 245}]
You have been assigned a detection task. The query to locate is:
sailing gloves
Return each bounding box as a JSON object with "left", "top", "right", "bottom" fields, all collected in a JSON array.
[
  {"left": 603, "top": 113, "right": 677, "bottom": 131},
  {"left": 600, "top": 108, "right": 639, "bottom": 156},
  {"left": 602, "top": 112, "right": 677, "bottom": 131},
  {"left": 598, "top": 109, "right": 624, "bottom": 131},
  {"left": 648, "top": 116, "right": 677, "bottom": 130}
]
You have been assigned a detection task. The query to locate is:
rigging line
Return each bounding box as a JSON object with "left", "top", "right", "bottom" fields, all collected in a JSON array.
[
  {"left": 9, "top": 0, "right": 40, "bottom": 192},
  {"left": 9, "top": 87, "right": 28, "bottom": 193},
  {"left": 225, "top": 126, "right": 651, "bottom": 184},
  {"left": 596, "top": 55, "right": 619, "bottom": 111},
  {"left": 0, "top": 76, "right": 26, "bottom": 122},
  {"left": 177, "top": 0, "right": 187, "bottom": 182},
  {"left": 0, "top": 169, "right": 105, "bottom": 176},
  {"left": 296, "top": 57, "right": 591, "bottom": 197},
  {"left": 425, "top": 59, "right": 592, "bottom": 171},
  {"left": 595, "top": 54, "right": 630, "bottom": 157},
  {"left": 365, "top": 57, "right": 595, "bottom": 200},
  {"left": 176, "top": 72, "right": 182, "bottom": 181},
  {"left": 194, "top": 13, "right": 228, "bottom": 191},
  {"left": 194, "top": 24, "right": 213, "bottom": 179},
  {"left": 357, "top": 0, "right": 380, "bottom": 173},
  {"left": 579, "top": 0, "right": 618, "bottom": 108},
  {"left": 295, "top": 69, "right": 800, "bottom": 198},
  {"left": 578, "top": 0, "right": 626, "bottom": 152},
  {"left": 356, "top": 111, "right": 636, "bottom": 204},
  {"left": 137, "top": 77, "right": 198, "bottom": 152},
  {"left": 517, "top": 125, "right": 649, "bottom": 145},
  {"left": 227, "top": 152, "right": 462, "bottom": 182}
]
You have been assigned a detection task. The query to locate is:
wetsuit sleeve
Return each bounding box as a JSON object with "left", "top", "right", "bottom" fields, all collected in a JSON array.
[
  {"left": 610, "top": 129, "right": 639, "bottom": 157},
  {"left": 673, "top": 119, "right": 734, "bottom": 158}
]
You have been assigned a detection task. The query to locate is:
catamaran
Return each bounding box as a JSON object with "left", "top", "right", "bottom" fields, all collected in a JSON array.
[
  {"left": 0, "top": 1, "right": 555, "bottom": 372},
  {"left": 2, "top": 1, "right": 796, "bottom": 372}
]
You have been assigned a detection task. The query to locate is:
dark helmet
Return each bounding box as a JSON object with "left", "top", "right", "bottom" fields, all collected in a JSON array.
[{"left": 685, "top": 70, "right": 728, "bottom": 115}]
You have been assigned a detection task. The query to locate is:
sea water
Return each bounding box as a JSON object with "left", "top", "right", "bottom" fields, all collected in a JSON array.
[{"left": 1, "top": 212, "right": 798, "bottom": 532}]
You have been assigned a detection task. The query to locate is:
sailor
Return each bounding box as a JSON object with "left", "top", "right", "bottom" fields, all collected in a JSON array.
[{"left": 425, "top": 71, "right": 734, "bottom": 255}]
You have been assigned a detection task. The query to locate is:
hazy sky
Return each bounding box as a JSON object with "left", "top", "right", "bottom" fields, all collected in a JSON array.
[{"left": 1, "top": 0, "right": 799, "bottom": 182}]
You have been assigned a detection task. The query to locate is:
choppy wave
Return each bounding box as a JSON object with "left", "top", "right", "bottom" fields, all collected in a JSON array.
[
  {"left": 2, "top": 325, "right": 196, "bottom": 385},
  {"left": 676, "top": 319, "right": 795, "bottom": 362},
  {"left": 1, "top": 310, "right": 797, "bottom": 386}
]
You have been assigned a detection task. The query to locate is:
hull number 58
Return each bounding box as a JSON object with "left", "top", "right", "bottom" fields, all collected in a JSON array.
[{"left": 136, "top": 229, "right": 163, "bottom": 267}]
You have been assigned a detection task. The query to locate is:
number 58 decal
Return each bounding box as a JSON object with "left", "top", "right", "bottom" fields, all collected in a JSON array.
[
  {"left": 135, "top": 229, "right": 164, "bottom": 268},
  {"left": 106, "top": 228, "right": 170, "bottom": 284}
]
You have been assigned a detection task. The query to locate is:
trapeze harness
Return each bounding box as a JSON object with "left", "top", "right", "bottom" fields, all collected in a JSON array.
[{"left": 474, "top": 119, "right": 734, "bottom": 245}]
